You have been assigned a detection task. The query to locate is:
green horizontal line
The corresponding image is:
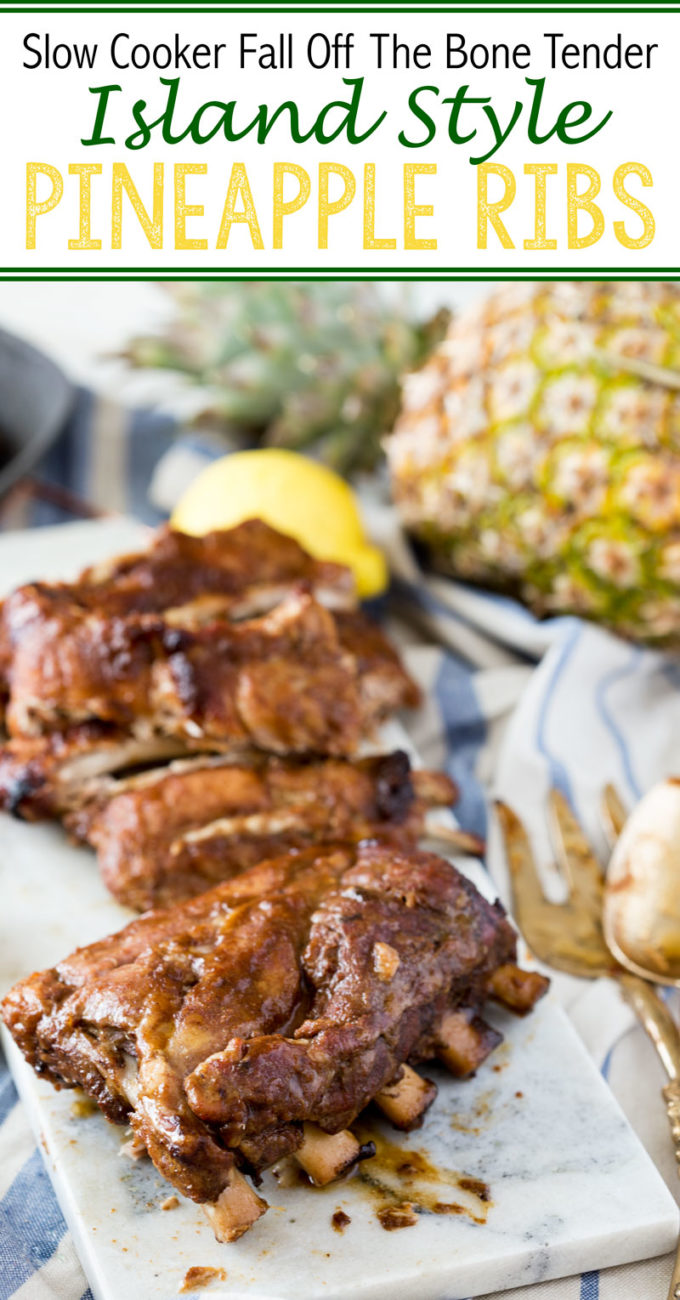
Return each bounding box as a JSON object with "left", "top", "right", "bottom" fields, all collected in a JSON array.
[
  {"left": 1, "top": 6, "right": 672, "bottom": 11},
  {"left": 0, "top": 273, "right": 675, "bottom": 280},
  {"left": 1, "top": 1, "right": 658, "bottom": 4},
  {"left": 9, "top": 265, "right": 680, "bottom": 272},
  {"left": 0, "top": 271, "right": 674, "bottom": 277}
]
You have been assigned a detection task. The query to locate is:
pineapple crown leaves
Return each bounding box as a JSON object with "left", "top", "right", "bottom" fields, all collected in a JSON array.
[{"left": 121, "top": 281, "right": 450, "bottom": 474}]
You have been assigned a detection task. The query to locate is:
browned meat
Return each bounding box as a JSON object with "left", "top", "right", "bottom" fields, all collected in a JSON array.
[
  {"left": 2, "top": 843, "right": 548, "bottom": 1238},
  {"left": 0, "top": 725, "right": 197, "bottom": 820},
  {"left": 78, "top": 520, "right": 355, "bottom": 613},
  {"left": 65, "top": 751, "right": 457, "bottom": 910},
  {"left": 0, "top": 521, "right": 354, "bottom": 707},
  {"left": 1, "top": 516, "right": 418, "bottom": 758},
  {"left": 4, "top": 591, "right": 363, "bottom": 748},
  {"left": 335, "top": 610, "right": 421, "bottom": 715},
  {"left": 5, "top": 520, "right": 354, "bottom": 628},
  {"left": 4, "top": 582, "right": 417, "bottom": 754}
]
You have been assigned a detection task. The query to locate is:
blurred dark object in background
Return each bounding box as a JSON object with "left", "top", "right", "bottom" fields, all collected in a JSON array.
[
  {"left": 0, "top": 326, "right": 75, "bottom": 499},
  {"left": 0, "top": 327, "right": 177, "bottom": 532}
]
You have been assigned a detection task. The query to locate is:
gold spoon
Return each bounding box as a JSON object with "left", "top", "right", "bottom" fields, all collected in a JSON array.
[
  {"left": 496, "top": 786, "right": 680, "bottom": 1297},
  {"left": 604, "top": 780, "right": 680, "bottom": 987},
  {"left": 603, "top": 781, "right": 680, "bottom": 1299}
]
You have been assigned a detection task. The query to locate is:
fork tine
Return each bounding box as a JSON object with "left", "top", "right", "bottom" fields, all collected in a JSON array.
[
  {"left": 494, "top": 801, "right": 548, "bottom": 928},
  {"left": 496, "top": 798, "right": 610, "bottom": 977},
  {"left": 600, "top": 783, "right": 628, "bottom": 848},
  {"left": 547, "top": 788, "right": 603, "bottom": 913}
]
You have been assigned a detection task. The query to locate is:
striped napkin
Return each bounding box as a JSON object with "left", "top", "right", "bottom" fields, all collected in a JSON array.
[{"left": 1, "top": 398, "right": 679, "bottom": 1300}]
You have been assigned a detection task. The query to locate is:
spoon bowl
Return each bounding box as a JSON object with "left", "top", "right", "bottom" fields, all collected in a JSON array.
[{"left": 604, "top": 778, "right": 680, "bottom": 986}]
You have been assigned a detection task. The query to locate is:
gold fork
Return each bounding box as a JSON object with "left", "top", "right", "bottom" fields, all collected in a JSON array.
[{"left": 496, "top": 788, "right": 680, "bottom": 1300}]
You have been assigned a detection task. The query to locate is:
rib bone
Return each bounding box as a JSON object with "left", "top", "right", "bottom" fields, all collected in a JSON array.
[
  {"left": 374, "top": 1065, "right": 437, "bottom": 1131},
  {"left": 426, "top": 823, "right": 486, "bottom": 857},
  {"left": 295, "top": 1124, "right": 375, "bottom": 1186},
  {"left": 411, "top": 770, "right": 458, "bottom": 806},
  {"left": 436, "top": 1009, "right": 503, "bottom": 1077},
  {"left": 487, "top": 963, "right": 550, "bottom": 1015},
  {"left": 204, "top": 1169, "right": 268, "bottom": 1242},
  {"left": 177, "top": 808, "right": 307, "bottom": 852}
]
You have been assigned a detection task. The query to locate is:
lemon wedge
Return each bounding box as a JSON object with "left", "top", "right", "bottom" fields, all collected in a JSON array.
[{"left": 171, "top": 449, "right": 388, "bottom": 599}]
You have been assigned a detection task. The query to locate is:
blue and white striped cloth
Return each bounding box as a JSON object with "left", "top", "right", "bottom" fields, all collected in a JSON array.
[{"left": 1, "top": 395, "right": 679, "bottom": 1300}]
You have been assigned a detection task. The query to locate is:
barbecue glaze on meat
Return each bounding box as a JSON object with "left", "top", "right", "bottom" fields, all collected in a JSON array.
[
  {"left": 0, "top": 724, "right": 196, "bottom": 821},
  {"left": 0, "top": 519, "right": 353, "bottom": 645},
  {"left": 3, "top": 586, "right": 416, "bottom": 751},
  {"left": 0, "top": 522, "right": 547, "bottom": 1246},
  {"left": 64, "top": 750, "right": 457, "bottom": 911},
  {"left": 73, "top": 519, "right": 356, "bottom": 614},
  {"left": 0, "top": 520, "right": 356, "bottom": 717},
  {"left": 2, "top": 843, "right": 548, "bottom": 1238}
]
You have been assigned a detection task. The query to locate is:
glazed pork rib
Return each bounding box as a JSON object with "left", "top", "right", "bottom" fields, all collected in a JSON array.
[
  {"left": 4, "top": 587, "right": 416, "bottom": 751},
  {"left": 2, "top": 843, "right": 548, "bottom": 1242},
  {"left": 74, "top": 519, "right": 356, "bottom": 614},
  {"left": 333, "top": 610, "right": 421, "bottom": 724},
  {"left": 64, "top": 750, "right": 458, "bottom": 910},
  {"left": 0, "top": 520, "right": 353, "bottom": 653},
  {"left": 0, "top": 520, "right": 355, "bottom": 717},
  {"left": 0, "top": 724, "right": 199, "bottom": 821}
]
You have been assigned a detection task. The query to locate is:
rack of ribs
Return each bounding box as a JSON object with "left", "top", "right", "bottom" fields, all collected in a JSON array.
[
  {"left": 2, "top": 842, "right": 548, "bottom": 1243},
  {"left": 3, "top": 585, "right": 417, "bottom": 750},
  {"left": 0, "top": 520, "right": 355, "bottom": 717},
  {"left": 1, "top": 519, "right": 354, "bottom": 645},
  {"left": 63, "top": 750, "right": 458, "bottom": 910},
  {"left": 76, "top": 519, "right": 356, "bottom": 613}
]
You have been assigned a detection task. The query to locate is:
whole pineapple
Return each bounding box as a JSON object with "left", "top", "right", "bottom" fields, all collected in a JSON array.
[
  {"left": 124, "top": 282, "right": 449, "bottom": 475},
  {"left": 387, "top": 282, "right": 680, "bottom": 647}
]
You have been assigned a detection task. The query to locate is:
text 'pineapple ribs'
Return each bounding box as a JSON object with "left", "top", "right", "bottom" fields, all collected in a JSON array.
[
  {"left": 65, "top": 750, "right": 458, "bottom": 910},
  {"left": 2, "top": 843, "right": 548, "bottom": 1243},
  {"left": 3, "top": 586, "right": 417, "bottom": 752}
]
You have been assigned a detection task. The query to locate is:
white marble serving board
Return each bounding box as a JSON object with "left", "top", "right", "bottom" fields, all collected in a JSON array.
[{"left": 0, "top": 520, "right": 678, "bottom": 1300}]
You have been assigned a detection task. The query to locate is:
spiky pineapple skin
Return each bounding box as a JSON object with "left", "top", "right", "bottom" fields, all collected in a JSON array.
[
  {"left": 387, "top": 282, "right": 680, "bottom": 646},
  {"left": 124, "top": 282, "right": 449, "bottom": 474}
]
